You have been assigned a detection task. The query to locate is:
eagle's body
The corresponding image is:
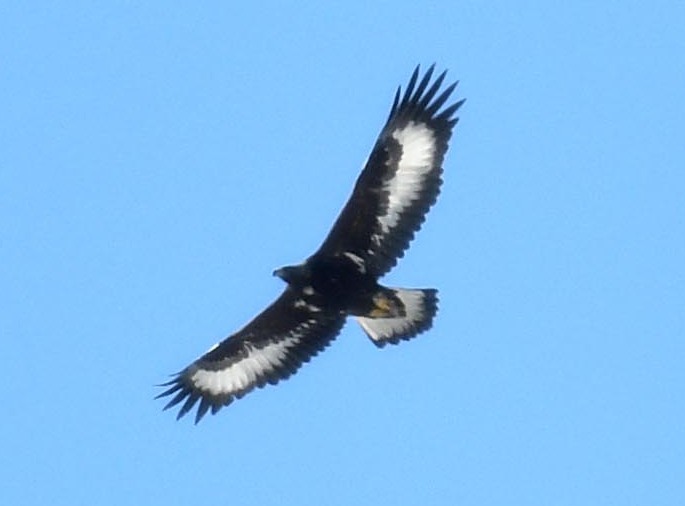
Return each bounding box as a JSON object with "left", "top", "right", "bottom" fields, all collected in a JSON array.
[
  {"left": 275, "top": 253, "right": 405, "bottom": 318},
  {"left": 158, "top": 65, "right": 464, "bottom": 422}
]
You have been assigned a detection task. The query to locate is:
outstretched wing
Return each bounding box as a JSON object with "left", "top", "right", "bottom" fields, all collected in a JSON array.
[
  {"left": 316, "top": 65, "right": 464, "bottom": 277},
  {"left": 157, "top": 288, "right": 346, "bottom": 423}
]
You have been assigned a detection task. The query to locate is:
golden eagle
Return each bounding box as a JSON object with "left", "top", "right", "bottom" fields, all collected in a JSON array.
[{"left": 158, "top": 65, "right": 465, "bottom": 422}]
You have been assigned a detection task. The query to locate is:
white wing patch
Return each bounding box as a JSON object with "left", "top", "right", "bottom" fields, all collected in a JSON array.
[
  {"left": 377, "top": 121, "right": 437, "bottom": 235},
  {"left": 189, "top": 334, "right": 304, "bottom": 396}
]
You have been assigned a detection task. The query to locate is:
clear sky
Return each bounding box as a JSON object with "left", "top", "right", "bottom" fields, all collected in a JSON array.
[{"left": 2, "top": 2, "right": 683, "bottom": 505}]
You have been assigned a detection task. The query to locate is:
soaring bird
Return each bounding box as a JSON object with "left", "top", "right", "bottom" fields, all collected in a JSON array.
[{"left": 157, "top": 65, "right": 465, "bottom": 423}]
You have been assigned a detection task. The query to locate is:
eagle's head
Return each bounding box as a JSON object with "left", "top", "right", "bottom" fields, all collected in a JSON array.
[{"left": 273, "top": 263, "right": 311, "bottom": 287}]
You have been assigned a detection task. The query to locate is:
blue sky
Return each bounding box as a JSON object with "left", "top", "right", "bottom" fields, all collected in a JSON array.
[{"left": 2, "top": 2, "right": 683, "bottom": 504}]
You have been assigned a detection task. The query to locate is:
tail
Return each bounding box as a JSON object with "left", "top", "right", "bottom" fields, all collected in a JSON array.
[{"left": 356, "top": 288, "right": 438, "bottom": 347}]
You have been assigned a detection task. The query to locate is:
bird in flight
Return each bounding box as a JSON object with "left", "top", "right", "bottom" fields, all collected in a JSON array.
[{"left": 157, "top": 65, "right": 465, "bottom": 423}]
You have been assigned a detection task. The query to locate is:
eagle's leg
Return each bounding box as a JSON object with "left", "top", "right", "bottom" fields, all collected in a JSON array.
[{"left": 367, "top": 289, "right": 406, "bottom": 318}]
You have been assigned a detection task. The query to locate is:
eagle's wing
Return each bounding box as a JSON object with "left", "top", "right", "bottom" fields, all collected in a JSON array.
[
  {"left": 316, "top": 65, "right": 464, "bottom": 277},
  {"left": 157, "top": 288, "right": 345, "bottom": 423}
]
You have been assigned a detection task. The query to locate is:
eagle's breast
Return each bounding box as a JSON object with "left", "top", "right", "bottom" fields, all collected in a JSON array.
[{"left": 307, "top": 252, "right": 374, "bottom": 301}]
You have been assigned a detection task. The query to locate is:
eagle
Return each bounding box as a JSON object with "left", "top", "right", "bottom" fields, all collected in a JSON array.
[{"left": 157, "top": 65, "right": 465, "bottom": 423}]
